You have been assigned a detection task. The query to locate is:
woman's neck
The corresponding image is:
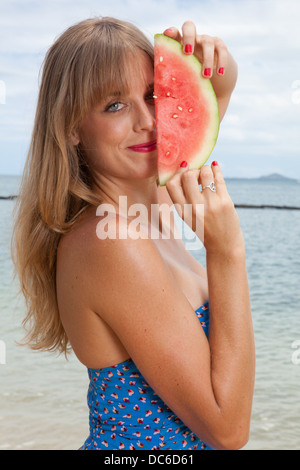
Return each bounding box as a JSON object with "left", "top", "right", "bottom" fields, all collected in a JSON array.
[{"left": 91, "top": 173, "right": 160, "bottom": 225}]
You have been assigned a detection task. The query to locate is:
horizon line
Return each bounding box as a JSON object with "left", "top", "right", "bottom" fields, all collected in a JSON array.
[{"left": 0, "top": 172, "right": 298, "bottom": 181}]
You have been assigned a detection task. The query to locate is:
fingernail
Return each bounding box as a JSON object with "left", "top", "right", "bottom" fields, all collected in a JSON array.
[
  {"left": 164, "top": 28, "right": 174, "bottom": 35},
  {"left": 204, "top": 68, "right": 211, "bottom": 77},
  {"left": 180, "top": 161, "right": 188, "bottom": 168},
  {"left": 212, "top": 161, "right": 218, "bottom": 166},
  {"left": 218, "top": 67, "right": 224, "bottom": 75},
  {"left": 184, "top": 44, "right": 193, "bottom": 54}
]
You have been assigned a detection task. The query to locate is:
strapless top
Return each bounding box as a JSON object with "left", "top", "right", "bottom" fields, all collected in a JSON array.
[{"left": 79, "top": 302, "right": 213, "bottom": 450}]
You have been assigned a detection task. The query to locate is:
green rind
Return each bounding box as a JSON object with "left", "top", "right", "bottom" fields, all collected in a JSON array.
[{"left": 154, "top": 34, "right": 220, "bottom": 186}]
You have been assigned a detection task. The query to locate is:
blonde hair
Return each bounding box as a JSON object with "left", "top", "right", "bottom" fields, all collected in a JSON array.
[{"left": 11, "top": 17, "right": 154, "bottom": 355}]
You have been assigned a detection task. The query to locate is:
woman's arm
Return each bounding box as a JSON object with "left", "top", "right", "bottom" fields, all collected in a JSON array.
[
  {"left": 206, "top": 245, "right": 255, "bottom": 446},
  {"left": 163, "top": 22, "right": 238, "bottom": 121},
  {"left": 165, "top": 161, "right": 255, "bottom": 449}
]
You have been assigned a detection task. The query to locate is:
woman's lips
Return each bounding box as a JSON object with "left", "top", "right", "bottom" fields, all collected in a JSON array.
[{"left": 128, "top": 140, "right": 157, "bottom": 153}]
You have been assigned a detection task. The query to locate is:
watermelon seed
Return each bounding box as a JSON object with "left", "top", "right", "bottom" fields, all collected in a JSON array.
[
  {"left": 153, "top": 95, "right": 158, "bottom": 99},
  {"left": 177, "top": 106, "right": 183, "bottom": 111},
  {"left": 172, "top": 77, "right": 176, "bottom": 81},
  {"left": 188, "top": 108, "right": 193, "bottom": 113},
  {"left": 166, "top": 92, "right": 171, "bottom": 97},
  {"left": 172, "top": 114, "right": 178, "bottom": 119},
  {"left": 159, "top": 56, "right": 164, "bottom": 63}
]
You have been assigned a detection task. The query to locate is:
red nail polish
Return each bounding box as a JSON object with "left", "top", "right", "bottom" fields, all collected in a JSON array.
[
  {"left": 180, "top": 161, "right": 188, "bottom": 168},
  {"left": 212, "top": 161, "right": 218, "bottom": 166},
  {"left": 184, "top": 44, "right": 193, "bottom": 54},
  {"left": 218, "top": 67, "right": 224, "bottom": 75},
  {"left": 204, "top": 68, "right": 211, "bottom": 77}
]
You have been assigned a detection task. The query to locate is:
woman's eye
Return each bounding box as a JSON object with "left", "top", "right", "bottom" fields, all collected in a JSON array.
[{"left": 106, "top": 102, "right": 125, "bottom": 112}]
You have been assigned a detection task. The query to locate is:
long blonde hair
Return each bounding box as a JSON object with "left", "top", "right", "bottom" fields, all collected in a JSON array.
[{"left": 11, "top": 17, "right": 154, "bottom": 355}]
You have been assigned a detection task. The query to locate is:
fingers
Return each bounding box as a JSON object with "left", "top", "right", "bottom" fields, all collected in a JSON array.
[
  {"left": 197, "top": 35, "right": 215, "bottom": 78},
  {"left": 166, "top": 161, "right": 227, "bottom": 205},
  {"left": 165, "top": 161, "right": 231, "bottom": 241},
  {"left": 166, "top": 162, "right": 215, "bottom": 206},
  {"left": 199, "top": 164, "right": 215, "bottom": 190},
  {"left": 164, "top": 21, "right": 196, "bottom": 55},
  {"left": 165, "top": 163, "right": 201, "bottom": 234},
  {"left": 213, "top": 37, "right": 228, "bottom": 76},
  {"left": 165, "top": 164, "right": 189, "bottom": 207},
  {"left": 210, "top": 161, "right": 227, "bottom": 195},
  {"left": 163, "top": 22, "right": 228, "bottom": 79},
  {"left": 180, "top": 168, "right": 201, "bottom": 204},
  {"left": 181, "top": 21, "right": 196, "bottom": 54},
  {"left": 196, "top": 35, "right": 228, "bottom": 79},
  {"left": 163, "top": 26, "right": 182, "bottom": 43},
  {"left": 198, "top": 161, "right": 227, "bottom": 198}
]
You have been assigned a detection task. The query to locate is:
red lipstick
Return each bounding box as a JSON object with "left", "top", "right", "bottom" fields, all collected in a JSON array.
[{"left": 128, "top": 140, "right": 157, "bottom": 153}]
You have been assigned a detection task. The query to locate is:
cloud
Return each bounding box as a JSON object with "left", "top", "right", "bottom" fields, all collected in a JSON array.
[{"left": 0, "top": 0, "right": 300, "bottom": 177}]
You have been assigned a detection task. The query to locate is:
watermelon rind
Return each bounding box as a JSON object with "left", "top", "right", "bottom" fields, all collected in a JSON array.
[{"left": 154, "top": 34, "right": 220, "bottom": 186}]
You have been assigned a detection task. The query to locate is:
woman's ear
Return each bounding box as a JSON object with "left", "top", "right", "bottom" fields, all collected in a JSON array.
[{"left": 70, "top": 129, "right": 80, "bottom": 146}]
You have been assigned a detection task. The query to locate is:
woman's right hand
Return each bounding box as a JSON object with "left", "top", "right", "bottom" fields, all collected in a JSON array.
[{"left": 165, "top": 161, "right": 245, "bottom": 257}]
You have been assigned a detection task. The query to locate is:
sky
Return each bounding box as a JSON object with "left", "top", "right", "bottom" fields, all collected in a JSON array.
[{"left": 0, "top": 0, "right": 300, "bottom": 178}]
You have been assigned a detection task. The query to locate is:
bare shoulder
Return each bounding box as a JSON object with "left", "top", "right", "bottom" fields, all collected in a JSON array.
[
  {"left": 57, "top": 205, "right": 130, "bottom": 271},
  {"left": 57, "top": 212, "right": 92, "bottom": 269},
  {"left": 56, "top": 205, "right": 103, "bottom": 321},
  {"left": 56, "top": 205, "right": 162, "bottom": 312}
]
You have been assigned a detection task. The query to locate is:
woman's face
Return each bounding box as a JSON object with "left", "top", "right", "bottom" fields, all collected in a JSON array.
[{"left": 77, "top": 51, "right": 157, "bottom": 182}]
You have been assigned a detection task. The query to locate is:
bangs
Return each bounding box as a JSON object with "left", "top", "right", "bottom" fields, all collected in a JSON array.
[
  {"left": 76, "top": 20, "right": 154, "bottom": 113},
  {"left": 90, "top": 47, "right": 152, "bottom": 105}
]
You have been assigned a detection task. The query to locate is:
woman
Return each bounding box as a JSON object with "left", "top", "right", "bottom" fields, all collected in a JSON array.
[{"left": 12, "top": 17, "right": 255, "bottom": 450}]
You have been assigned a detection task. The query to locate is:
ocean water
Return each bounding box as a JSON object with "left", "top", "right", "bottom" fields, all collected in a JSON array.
[{"left": 0, "top": 174, "right": 300, "bottom": 450}]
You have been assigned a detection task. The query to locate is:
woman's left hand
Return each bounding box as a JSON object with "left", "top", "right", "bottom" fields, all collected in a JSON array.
[{"left": 163, "top": 21, "right": 238, "bottom": 120}]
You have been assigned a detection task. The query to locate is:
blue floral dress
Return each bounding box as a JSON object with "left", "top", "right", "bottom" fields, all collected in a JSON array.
[{"left": 80, "top": 302, "right": 213, "bottom": 450}]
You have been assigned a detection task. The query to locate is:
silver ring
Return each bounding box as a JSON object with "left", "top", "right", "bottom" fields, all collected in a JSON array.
[{"left": 202, "top": 182, "right": 216, "bottom": 192}]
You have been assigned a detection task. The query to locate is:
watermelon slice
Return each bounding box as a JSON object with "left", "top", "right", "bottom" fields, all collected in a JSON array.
[{"left": 154, "top": 34, "right": 220, "bottom": 186}]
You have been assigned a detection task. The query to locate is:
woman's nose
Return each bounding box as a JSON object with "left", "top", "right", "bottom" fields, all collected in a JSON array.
[{"left": 133, "top": 102, "right": 156, "bottom": 133}]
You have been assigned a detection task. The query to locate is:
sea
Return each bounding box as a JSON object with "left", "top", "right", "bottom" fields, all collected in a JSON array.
[{"left": 0, "top": 173, "right": 300, "bottom": 450}]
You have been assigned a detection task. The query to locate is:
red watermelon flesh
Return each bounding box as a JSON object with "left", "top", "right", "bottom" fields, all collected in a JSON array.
[{"left": 154, "top": 34, "right": 220, "bottom": 186}]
